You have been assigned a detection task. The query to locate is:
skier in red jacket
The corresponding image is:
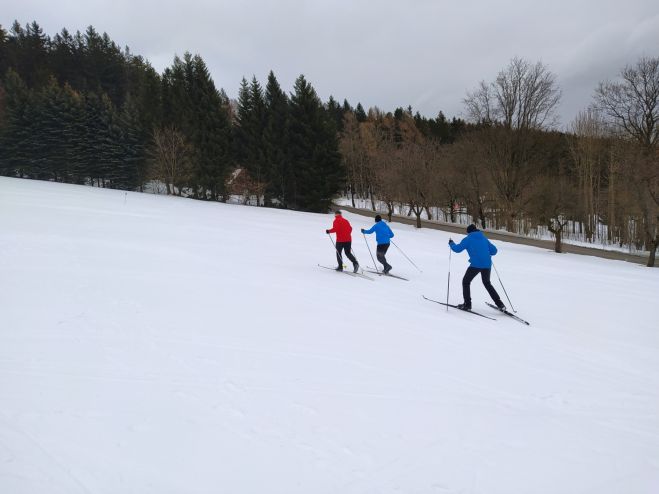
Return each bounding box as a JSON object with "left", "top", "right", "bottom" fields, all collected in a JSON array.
[{"left": 326, "top": 211, "right": 359, "bottom": 272}]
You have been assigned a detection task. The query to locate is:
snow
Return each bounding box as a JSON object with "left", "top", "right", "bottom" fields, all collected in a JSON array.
[{"left": 1, "top": 176, "right": 658, "bottom": 494}]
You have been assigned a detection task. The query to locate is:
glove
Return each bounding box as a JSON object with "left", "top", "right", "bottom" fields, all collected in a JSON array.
[
  {"left": 360, "top": 229, "right": 365, "bottom": 233},
  {"left": 448, "top": 239, "right": 454, "bottom": 245},
  {"left": 325, "top": 230, "right": 330, "bottom": 234}
]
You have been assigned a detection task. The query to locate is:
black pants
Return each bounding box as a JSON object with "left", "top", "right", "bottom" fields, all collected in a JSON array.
[
  {"left": 376, "top": 243, "right": 392, "bottom": 270},
  {"left": 336, "top": 241, "right": 357, "bottom": 267},
  {"left": 462, "top": 267, "right": 503, "bottom": 306}
]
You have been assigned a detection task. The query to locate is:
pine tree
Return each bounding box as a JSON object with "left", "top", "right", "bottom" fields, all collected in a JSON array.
[
  {"left": 234, "top": 77, "right": 252, "bottom": 165},
  {"left": 263, "top": 70, "right": 290, "bottom": 206},
  {"left": 1, "top": 69, "right": 32, "bottom": 177},
  {"left": 0, "top": 24, "right": 8, "bottom": 77},
  {"left": 183, "top": 53, "right": 232, "bottom": 200},
  {"left": 355, "top": 102, "right": 367, "bottom": 123},
  {"left": 288, "top": 74, "right": 343, "bottom": 212},
  {"left": 326, "top": 95, "right": 344, "bottom": 132}
]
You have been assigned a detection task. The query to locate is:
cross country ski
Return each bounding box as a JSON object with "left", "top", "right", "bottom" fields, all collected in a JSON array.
[
  {"left": 364, "top": 269, "right": 409, "bottom": 281},
  {"left": 486, "top": 303, "right": 531, "bottom": 325},
  {"left": 318, "top": 264, "right": 373, "bottom": 280},
  {"left": 422, "top": 295, "right": 497, "bottom": 321}
]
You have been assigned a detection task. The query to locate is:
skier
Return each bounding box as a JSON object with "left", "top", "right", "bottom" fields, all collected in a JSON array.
[
  {"left": 449, "top": 224, "right": 505, "bottom": 311},
  {"left": 326, "top": 211, "right": 359, "bottom": 273},
  {"left": 361, "top": 214, "right": 394, "bottom": 273}
]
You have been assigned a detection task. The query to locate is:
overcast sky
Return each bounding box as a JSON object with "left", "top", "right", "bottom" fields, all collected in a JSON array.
[{"left": 3, "top": 0, "right": 659, "bottom": 127}]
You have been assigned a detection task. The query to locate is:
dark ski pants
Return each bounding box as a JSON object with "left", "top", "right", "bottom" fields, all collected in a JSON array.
[
  {"left": 462, "top": 267, "right": 503, "bottom": 306},
  {"left": 336, "top": 241, "right": 357, "bottom": 268},
  {"left": 376, "top": 243, "right": 392, "bottom": 271}
]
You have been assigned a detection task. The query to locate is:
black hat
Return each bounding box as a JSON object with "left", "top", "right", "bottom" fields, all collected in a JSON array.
[
  {"left": 466, "top": 224, "right": 478, "bottom": 234},
  {"left": 334, "top": 210, "right": 342, "bottom": 215},
  {"left": 375, "top": 214, "right": 382, "bottom": 222}
]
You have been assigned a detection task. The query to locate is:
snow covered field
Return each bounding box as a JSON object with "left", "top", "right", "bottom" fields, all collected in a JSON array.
[{"left": 1, "top": 176, "right": 658, "bottom": 494}]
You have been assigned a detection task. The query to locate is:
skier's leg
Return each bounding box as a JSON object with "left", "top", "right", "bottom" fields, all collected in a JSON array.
[
  {"left": 461, "top": 267, "right": 479, "bottom": 307},
  {"left": 344, "top": 241, "right": 357, "bottom": 264},
  {"left": 335, "top": 242, "right": 344, "bottom": 269},
  {"left": 376, "top": 243, "right": 392, "bottom": 271},
  {"left": 481, "top": 268, "right": 504, "bottom": 308}
]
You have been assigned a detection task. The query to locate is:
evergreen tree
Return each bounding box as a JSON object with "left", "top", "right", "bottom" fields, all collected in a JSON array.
[
  {"left": 162, "top": 53, "right": 232, "bottom": 199},
  {"left": 247, "top": 76, "right": 267, "bottom": 188},
  {"left": 234, "top": 77, "right": 252, "bottom": 165},
  {"left": 355, "top": 102, "right": 367, "bottom": 122},
  {"left": 0, "top": 69, "right": 31, "bottom": 177},
  {"left": 263, "top": 70, "right": 290, "bottom": 206},
  {"left": 7, "top": 21, "right": 51, "bottom": 89},
  {"left": 288, "top": 75, "right": 343, "bottom": 212},
  {"left": 342, "top": 99, "right": 352, "bottom": 114},
  {"left": 0, "top": 24, "right": 8, "bottom": 77},
  {"left": 326, "top": 95, "right": 344, "bottom": 131}
]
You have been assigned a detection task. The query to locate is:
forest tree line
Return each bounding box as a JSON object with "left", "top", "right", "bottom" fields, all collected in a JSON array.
[{"left": 0, "top": 22, "right": 657, "bottom": 265}]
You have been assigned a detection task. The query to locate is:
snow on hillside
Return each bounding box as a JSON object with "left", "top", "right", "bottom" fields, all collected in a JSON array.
[{"left": 1, "top": 176, "right": 658, "bottom": 494}]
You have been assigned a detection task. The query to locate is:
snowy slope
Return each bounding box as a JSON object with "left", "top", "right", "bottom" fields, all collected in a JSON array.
[{"left": 1, "top": 176, "right": 658, "bottom": 494}]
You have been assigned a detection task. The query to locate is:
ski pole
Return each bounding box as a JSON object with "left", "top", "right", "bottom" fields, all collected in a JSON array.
[
  {"left": 446, "top": 247, "right": 452, "bottom": 312},
  {"left": 327, "top": 232, "right": 344, "bottom": 268},
  {"left": 391, "top": 240, "right": 422, "bottom": 273},
  {"left": 362, "top": 233, "right": 378, "bottom": 272},
  {"left": 492, "top": 261, "right": 516, "bottom": 313}
]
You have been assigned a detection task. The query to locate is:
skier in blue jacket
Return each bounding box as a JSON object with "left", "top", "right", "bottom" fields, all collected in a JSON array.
[
  {"left": 361, "top": 215, "right": 394, "bottom": 273},
  {"left": 449, "top": 224, "right": 505, "bottom": 311}
]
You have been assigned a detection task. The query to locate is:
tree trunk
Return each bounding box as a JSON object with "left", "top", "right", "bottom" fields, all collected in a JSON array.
[
  {"left": 554, "top": 228, "right": 562, "bottom": 253},
  {"left": 350, "top": 185, "right": 356, "bottom": 208},
  {"left": 412, "top": 205, "right": 422, "bottom": 228},
  {"left": 386, "top": 202, "right": 394, "bottom": 222},
  {"left": 369, "top": 187, "right": 376, "bottom": 211},
  {"left": 647, "top": 236, "right": 658, "bottom": 267}
]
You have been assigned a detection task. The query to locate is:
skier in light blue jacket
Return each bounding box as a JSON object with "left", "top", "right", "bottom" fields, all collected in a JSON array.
[{"left": 361, "top": 215, "right": 394, "bottom": 273}]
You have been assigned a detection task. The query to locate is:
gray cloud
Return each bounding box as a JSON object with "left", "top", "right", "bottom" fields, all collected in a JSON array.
[{"left": 4, "top": 0, "right": 659, "bottom": 127}]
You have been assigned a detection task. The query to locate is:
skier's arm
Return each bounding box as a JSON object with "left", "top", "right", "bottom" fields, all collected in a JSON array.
[
  {"left": 449, "top": 237, "right": 468, "bottom": 253},
  {"left": 488, "top": 241, "right": 498, "bottom": 256},
  {"left": 327, "top": 219, "right": 338, "bottom": 234},
  {"left": 387, "top": 225, "right": 394, "bottom": 238},
  {"left": 362, "top": 225, "right": 376, "bottom": 234}
]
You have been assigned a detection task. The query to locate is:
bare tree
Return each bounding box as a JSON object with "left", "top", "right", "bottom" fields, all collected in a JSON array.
[
  {"left": 616, "top": 141, "right": 659, "bottom": 266},
  {"left": 595, "top": 57, "right": 659, "bottom": 265},
  {"left": 528, "top": 168, "right": 578, "bottom": 253},
  {"left": 567, "top": 110, "right": 609, "bottom": 241},
  {"left": 594, "top": 57, "right": 659, "bottom": 148},
  {"left": 464, "top": 57, "right": 561, "bottom": 130},
  {"left": 398, "top": 141, "right": 441, "bottom": 228},
  {"left": 462, "top": 58, "right": 561, "bottom": 232},
  {"left": 450, "top": 136, "right": 494, "bottom": 228},
  {"left": 339, "top": 112, "right": 370, "bottom": 207},
  {"left": 149, "top": 126, "right": 192, "bottom": 196},
  {"left": 465, "top": 125, "right": 542, "bottom": 231}
]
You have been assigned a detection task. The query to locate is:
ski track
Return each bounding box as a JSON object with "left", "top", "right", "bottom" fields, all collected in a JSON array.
[{"left": 1, "top": 176, "right": 658, "bottom": 493}]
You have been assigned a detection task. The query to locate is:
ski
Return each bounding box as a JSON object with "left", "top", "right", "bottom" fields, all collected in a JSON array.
[
  {"left": 422, "top": 296, "right": 497, "bottom": 321},
  {"left": 485, "top": 303, "right": 530, "bottom": 325},
  {"left": 318, "top": 264, "right": 374, "bottom": 281},
  {"left": 364, "top": 269, "right": 409, "bottom": 281}
]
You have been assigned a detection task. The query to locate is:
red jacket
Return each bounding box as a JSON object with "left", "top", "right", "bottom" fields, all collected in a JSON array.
[{"left": 328, "top": 216, "right": 352, "bottom": 242}]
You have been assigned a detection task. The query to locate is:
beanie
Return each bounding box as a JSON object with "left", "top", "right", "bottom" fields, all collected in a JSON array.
[
  {"left": 466, "top": 224, "right": 478, "bottom": 234},
  {"left": 375, "top": 215, "right": 382, "bottom": 222}
]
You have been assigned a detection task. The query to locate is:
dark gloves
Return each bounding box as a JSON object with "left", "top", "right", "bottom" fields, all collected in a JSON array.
[
  {"left": 325, "top": 230, "right": 330, "bottom": 234},
  {"left": 360, "top": 228, "right": 365, "bottom": 233},
  {"left": 448, "top": 238, "right": 454, "bottom": 245}
]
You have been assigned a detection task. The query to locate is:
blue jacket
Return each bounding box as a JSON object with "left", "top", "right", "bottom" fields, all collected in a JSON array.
[
  {"left": 449, "top": 230, "right": 497, "bottom": 268},
  {"left": 363, "top": 221, "right": 394, "bottom": 245}
]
